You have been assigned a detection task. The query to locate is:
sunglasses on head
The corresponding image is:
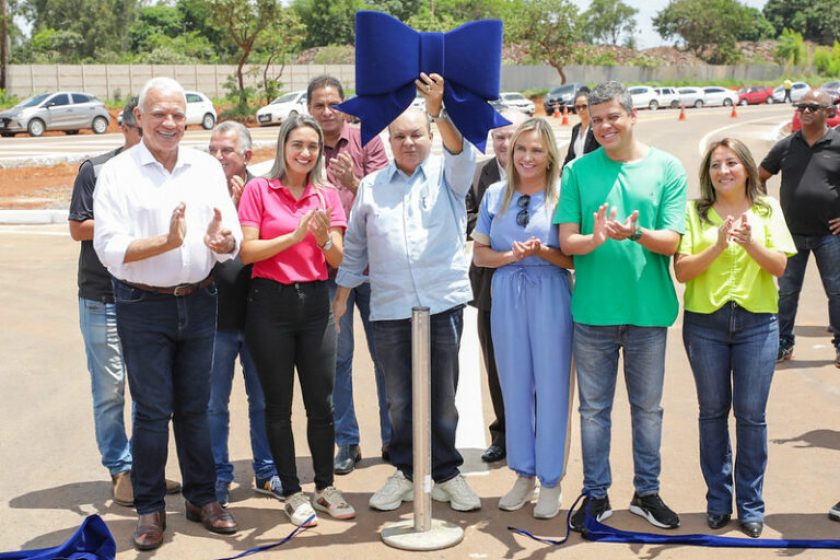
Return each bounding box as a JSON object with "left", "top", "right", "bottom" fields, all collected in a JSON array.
[
  {"left": 795, "top": 103, "right": 827, "bottom": 113},
  {"left": 516, "top": 194, "right": 530, "bottom": 228}
]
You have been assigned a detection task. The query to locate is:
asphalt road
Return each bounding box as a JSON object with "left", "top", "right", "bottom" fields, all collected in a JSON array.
[{"left": 4, "top": 104, "right": 840, "bottom": 559}]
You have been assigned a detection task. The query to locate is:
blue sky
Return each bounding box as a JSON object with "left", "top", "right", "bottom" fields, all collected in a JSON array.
[{"left": 571, "top": 0, "right": 769, "bottom": 49}]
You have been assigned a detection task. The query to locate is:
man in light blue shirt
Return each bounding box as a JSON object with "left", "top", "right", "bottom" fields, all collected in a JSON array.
[{"left": 334, "top": 73, "right": 480, "bottom": 512}]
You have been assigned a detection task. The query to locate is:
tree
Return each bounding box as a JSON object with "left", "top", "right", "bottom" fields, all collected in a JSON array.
[
  {"left": 764, "top": 0, "right": 840, "bottom": 46},
  {"left": 508, "top": 0, "right": 579, "bottom": 84},
  {"left": 364, "top": 0, "right": 422, "bottom": 22},
  {"left": 251, "top": 12, "right": 306, "bottom": 104},
  {"left": 128, "top": 4, "right": 183, "bottom": 54},
  {"left": 653, "top": 0, "right": 773, "bottom": 64},
  {"left": 579, "top": 0, "right": 637, "bottom": 46},
  {"left": 292, "top": 0, "right": 363, "bottom": 49}
]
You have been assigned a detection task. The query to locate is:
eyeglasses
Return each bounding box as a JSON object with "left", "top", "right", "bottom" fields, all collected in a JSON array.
[
  {"left": 574, "top": 104, "right": 588, "bottom": 111},
  {"left": 795, "top": 103, "right": 828, "bottom": 113},
  {"left": 516, "top": 194, "right": 530, "bottom": 228}
]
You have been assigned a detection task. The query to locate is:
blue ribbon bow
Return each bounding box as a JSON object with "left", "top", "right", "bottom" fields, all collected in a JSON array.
[{"left": 336, "top": 11, "right": 511, "bottom": 153}]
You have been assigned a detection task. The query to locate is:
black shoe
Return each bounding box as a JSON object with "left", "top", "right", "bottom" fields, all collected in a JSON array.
[
  {"left": 381, "top": 445, "right": 390, "bottom": 463},
  {"left": 707, "top": 513, "right": 731, "bottom": 529},
  {"left": 829, "top": 500, "right": 840, "bottom": 522},
  {"left": 777, "top": 340, "right": 794, "bottom": 363},
  {"left": 740, "top": 521, "right": 763, "bottom": 538},
  {"left": 629, "top": 492, "right": 680, "bottom": 529},
  {"left": 334, "top": 444, "right": 361, "bottom": 475},
  {"left": 481, "top": 444, "right": 505, "bottom": 463},
  {"left": 570, "top": 494, "right": 612, "bottom": 532}
]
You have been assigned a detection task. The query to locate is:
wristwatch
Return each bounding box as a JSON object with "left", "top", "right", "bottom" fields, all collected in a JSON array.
[
  {"left": 629, "top": 227, "right": 643, "bottom": 242},
  {"left": 429, "top": 107, "right": 449, "bottom": 122},
  {"left": 320, "top": 238, "right": 334, "bottom": 250}
]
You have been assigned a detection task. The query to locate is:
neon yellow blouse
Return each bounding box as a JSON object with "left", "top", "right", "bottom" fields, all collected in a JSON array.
[{"left": 677, "top": 197, "right": 796, "bottom": 314}]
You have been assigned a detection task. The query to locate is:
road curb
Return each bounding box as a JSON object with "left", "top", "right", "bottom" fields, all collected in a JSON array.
[{"left": 0, "top": 209, "right": 68, "bottom": 224}]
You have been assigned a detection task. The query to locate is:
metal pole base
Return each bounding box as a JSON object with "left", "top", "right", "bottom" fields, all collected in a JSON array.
[{"left": 381, "top": 518, "right": 464, "bottom": 551}]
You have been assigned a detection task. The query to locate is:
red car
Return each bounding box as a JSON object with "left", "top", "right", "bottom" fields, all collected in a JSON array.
[
  {"left": 737, "top": 86, "right": 775, "bottom": 106},
  {"left": 791, "top": 98, "right": 840, "bottom": 131}
]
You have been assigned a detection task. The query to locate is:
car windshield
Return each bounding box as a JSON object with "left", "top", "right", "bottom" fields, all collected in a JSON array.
[
  {"left": 16, "top": 94, "right": 50, "bottom": 108},
  {"left": 271, "top": 92, "right": 299, "bottom": 104}
]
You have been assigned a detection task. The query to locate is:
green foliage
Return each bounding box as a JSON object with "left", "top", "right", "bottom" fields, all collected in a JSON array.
[
  {"left": 127, "top": 4, "right": 183, "bottom": 53},
  {"left": 292, "top": 0, "right": 364, "bottom": 49},
  {"left": 364, "top": 0, "right": 423, "bottom": 22},
  {"left": 763, "top": 0, "right": 840, "bottom": 46},
  {"left": 579, "top": 0, "right": 637, "bottom": 46},
  {"left": 508, "top": 0, "right": 580, "bottom": 84},
  {"left": 738, "top": 7, "right": 775, "bottom": 42},
  {"left": 0, "top": 89, "right": 20, "bottom": 109},
  {"left": 27, "top": 28, "right": 84, "bottom": 62},
  {"left": 629, "top": 53, "right": 662, "bottom": 69},
  {"left": 654, "top": 0, "right": 774, "bottom": 64},
  {"left": 813, "top": 42, "right": 840, "bottom": 76},
  {"left": 576, "top": 49, "right": 618, "bottom": 67},
  {"left": 774, "top": 28, "right": 807, "bottom": 66}
]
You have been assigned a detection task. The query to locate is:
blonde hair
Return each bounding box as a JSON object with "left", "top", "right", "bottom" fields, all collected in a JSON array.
[
  {"left": 265, "top": 114, "right": 327, "bottom": 186},
  {"left": 499, "top": 117, "right": 560, "bottom": 215}
]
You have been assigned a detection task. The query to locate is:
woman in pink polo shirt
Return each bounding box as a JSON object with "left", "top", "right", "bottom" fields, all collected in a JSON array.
[{"left": 238, "top": 114, "right": 352, "bottom": 527}]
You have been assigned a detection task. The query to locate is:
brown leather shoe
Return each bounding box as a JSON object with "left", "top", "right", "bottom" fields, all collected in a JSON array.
[
  {"left": 111, "top": 471, "right": 133, "bottom": 507},
  {"left": 133, "top": 511, "right": 166, "bottom": 551},
  {"left": 185, "top": 500, "right": 237, "bottom": 534}
]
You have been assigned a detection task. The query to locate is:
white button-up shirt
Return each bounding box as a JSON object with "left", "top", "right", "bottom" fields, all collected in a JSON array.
[{"left": 93, "top": 141, "right": 242, "bottom": 286}]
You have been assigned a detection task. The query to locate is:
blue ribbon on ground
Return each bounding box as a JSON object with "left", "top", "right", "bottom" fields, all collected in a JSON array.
[
  {"left": 214, "top": 514, "right": 315, "bottom": 560},
  {"left": 510, "top": 494, "right": 840, "bottom": 549},
  {"left": 336, "top": 11, "right": 510, "bottom": 153},
  {"left": 0, "top": 514, "right": 115, "bottom": 560}
]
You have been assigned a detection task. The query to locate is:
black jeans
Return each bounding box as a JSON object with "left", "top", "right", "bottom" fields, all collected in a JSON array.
[{"left": 245, "top": 278, "right": 336, "bottom": 495}]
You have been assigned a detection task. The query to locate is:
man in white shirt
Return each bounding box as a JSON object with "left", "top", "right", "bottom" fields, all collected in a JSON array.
[{"left": 93, "top": 77, "right": 242, "bottom": 551}]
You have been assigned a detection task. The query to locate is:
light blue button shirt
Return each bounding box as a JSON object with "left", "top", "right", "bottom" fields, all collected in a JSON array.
[{"left": 337, "top": 145, "right": 476, "bottom": 321}]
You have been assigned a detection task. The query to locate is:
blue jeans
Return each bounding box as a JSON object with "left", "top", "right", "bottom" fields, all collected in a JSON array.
[
  {"left": 778, "top": 233, "right": 840, "bottom": 348},
  {"left": 208, "top": 329, "right": 276, "bottom": 483},
  {"left": 683, "top": 305, "right": 777, "bottom": 523},
  {"left": 574, "top": 323, "right": 667, "bottom": 498},
  {"left": 327, "top": 280, "right": 391, "bottom": 448},
  {"left": 114, "top": 280, "right": 218, "bottom": 514},
  {"left": 372, "top": 305, "right": 464, "bottom": 483},
  {"left": 78, "top": 298, "right": 132, "bottom": 476}
]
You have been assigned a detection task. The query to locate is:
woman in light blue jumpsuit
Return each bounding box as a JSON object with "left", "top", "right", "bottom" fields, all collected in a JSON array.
[{"left": 472, "top": 118, "right": 574, "bottom": 519}]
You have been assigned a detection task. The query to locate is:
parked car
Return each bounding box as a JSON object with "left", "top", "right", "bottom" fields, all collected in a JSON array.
[
  {"left": 820, "top": 80, "right": 840, "bottom": 102},
  {"left": 737, "top": 86, "right": 775, "bottom": 105},
  {"left": 628, "top": 86, "right": 661, "bottom": 110},
  {"left": 495, "top": 91, "right": 535, "bottom": 115},
  {"left": 771, "top": 81, "right": 809, "bottom": 103},
  {"left": 544, "top": 82, "right": 587, "bottom": 114},
  {"left": 256, "top": 90, "right": 307, "bottom": 127},
  {"left": 185, "top": 90, "right": 217, "bottom": 129},
  {"left": 653, "top": 87, "right": 681, "bottom": 108},
  {"left": 791, "top": 97, "right": 840, "bottom": 131},
  {"left": 0, "top": 91, "right": 110, "bottom": 137},
  {"left": 677, "top": 87, "right": 706, "bottom": 108},
  {"left": 702, "top": 86, "right": 739, "bottom": 107}
]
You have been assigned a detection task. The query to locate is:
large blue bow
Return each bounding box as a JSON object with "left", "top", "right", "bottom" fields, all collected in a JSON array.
[{"left": 336, "top": 11, "right": 511, "bottom": 153}]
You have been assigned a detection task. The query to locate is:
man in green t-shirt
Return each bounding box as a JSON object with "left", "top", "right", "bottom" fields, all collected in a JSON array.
[{"left": 554, "top": 81, "right": 687, "bottom": 532}]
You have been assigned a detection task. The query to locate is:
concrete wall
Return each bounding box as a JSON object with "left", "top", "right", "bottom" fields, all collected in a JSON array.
[{"left": 5, "top": 63, "right": 813, "bottom": 99}]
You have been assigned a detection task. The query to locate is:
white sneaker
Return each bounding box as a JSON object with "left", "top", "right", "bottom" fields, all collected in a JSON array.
[
  {"left": 431, "top": 474, "right": 481, "bottom": 511},
  {"left": 284, "top": 492, "right": 318, "bottom": 527},
  {"left": 369, "top": 470, "right": 414, "bottom": 511},
  {"left": 498, "top": 476, "right": 536, "bottom": 511},
  {"left": 533, "top": 484, "right": 562, "bottom": 519},
  {"left": 312, "top": 486, "right": 356, "bottom": 520}
]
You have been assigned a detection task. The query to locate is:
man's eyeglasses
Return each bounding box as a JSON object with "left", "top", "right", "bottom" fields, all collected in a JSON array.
[
  {"left": 574, "top": 104, "right": 588, "bottom": 111},
  {"left": 516, "top": 194, "right": 530, "bottom": 228},
  {"left": 795, "top": 103, "right": 828, "bottom": 113}
]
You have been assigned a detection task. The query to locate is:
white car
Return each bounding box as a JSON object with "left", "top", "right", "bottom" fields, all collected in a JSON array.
[
  {"left": 185, "top": 91, "right": 217, "bottom": 129},
  {"left": 772, "top": 82, "right": 810, "bottom": 103},
  {"left": 628, "top": 86, "right": 661, "bottom": 110},
  {"left": 677, "top": 87, "right": 706, "bottom": 108},
  {"left": 653, "top": 87, "right": 681, "bottom": 109},
  {"left": 701, "top": 87, "right": 739, "bottom": 107},
  {"left": 496, "top": 92, "right": 535, "bottom": 115},
  {"left": 256, "top": 90, "right": 308, "bottom": 127}
]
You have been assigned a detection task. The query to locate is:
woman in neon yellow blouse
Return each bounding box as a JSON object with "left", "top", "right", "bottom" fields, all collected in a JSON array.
[{"left": 674, "top": 138, "right": 795, "bottom": 539}]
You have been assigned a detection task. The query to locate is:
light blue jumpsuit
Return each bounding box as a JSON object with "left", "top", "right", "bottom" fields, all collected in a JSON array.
[{"left": 473, "top": 182, "right": 574, "bottom": 488}]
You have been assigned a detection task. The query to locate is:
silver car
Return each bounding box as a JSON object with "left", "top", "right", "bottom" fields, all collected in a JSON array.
[{"left": 0, "top": 91, "right": 111, "bottom": 137}]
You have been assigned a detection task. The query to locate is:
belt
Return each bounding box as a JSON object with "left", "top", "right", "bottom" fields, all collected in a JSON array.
[{"left": 123, "top": 277, "right": 214, "bottom": 297}]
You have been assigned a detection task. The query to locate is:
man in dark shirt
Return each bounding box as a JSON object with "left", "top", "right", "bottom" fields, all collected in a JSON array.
[
  {"left": 207, "top": 121, "right": 280, "bottom": 507},
  {"left": 68, "top": 99, "right": 181, "bottom": 507},
  {"left": 465, "top": 109, "right": 527, "bottom": 464},
  {"left": 759, "top": 89, "right": 840, "bottom": 370},
  {"left": 306, "top": 75, "right": 390, "bottom": 475}
]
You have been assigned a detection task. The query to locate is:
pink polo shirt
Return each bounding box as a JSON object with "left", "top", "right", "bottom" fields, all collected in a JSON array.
[{"left": 238, "top": 177, "right": 346, "bottom": 284}]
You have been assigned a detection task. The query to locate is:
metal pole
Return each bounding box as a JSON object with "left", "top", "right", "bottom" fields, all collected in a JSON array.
[{"left": 411, "top": 307, "right": 432, "bottom": 533}]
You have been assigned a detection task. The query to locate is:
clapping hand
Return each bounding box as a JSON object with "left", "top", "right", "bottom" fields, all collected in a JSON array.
[
  {"left": 606, "top": 209, "right": 639, "bottom": 241},
  {"left": 512, "top": 236, "right": 541, "bottom": 260},
  {"left": 308, "top": 208, "right": 332, "bottom": 247},
  {"left": 229, "top": 175, "right": 245, "bottom": 208},
  {"left": 204, "top": 207, "right": 236, "bottom": 254},
  {"left": 328, "top": 153, "right": 358, "bottom": 191},
  {"left": 715, "top": 215, "right": 735, "bottom": 249},
  {"left": 730, "top": 213, "right": 753, "bottom": 247},
  {"left": 168, "top": 202, "right": 186, "bottom": 249}
]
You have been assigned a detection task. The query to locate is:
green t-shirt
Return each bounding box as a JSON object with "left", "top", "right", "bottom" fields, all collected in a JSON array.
[
  {"left": 677, "top": 197, "right": 796, "bottom": 314},
  {"left": 554, "top": 147, "right": 687, "bottom": 326}
]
